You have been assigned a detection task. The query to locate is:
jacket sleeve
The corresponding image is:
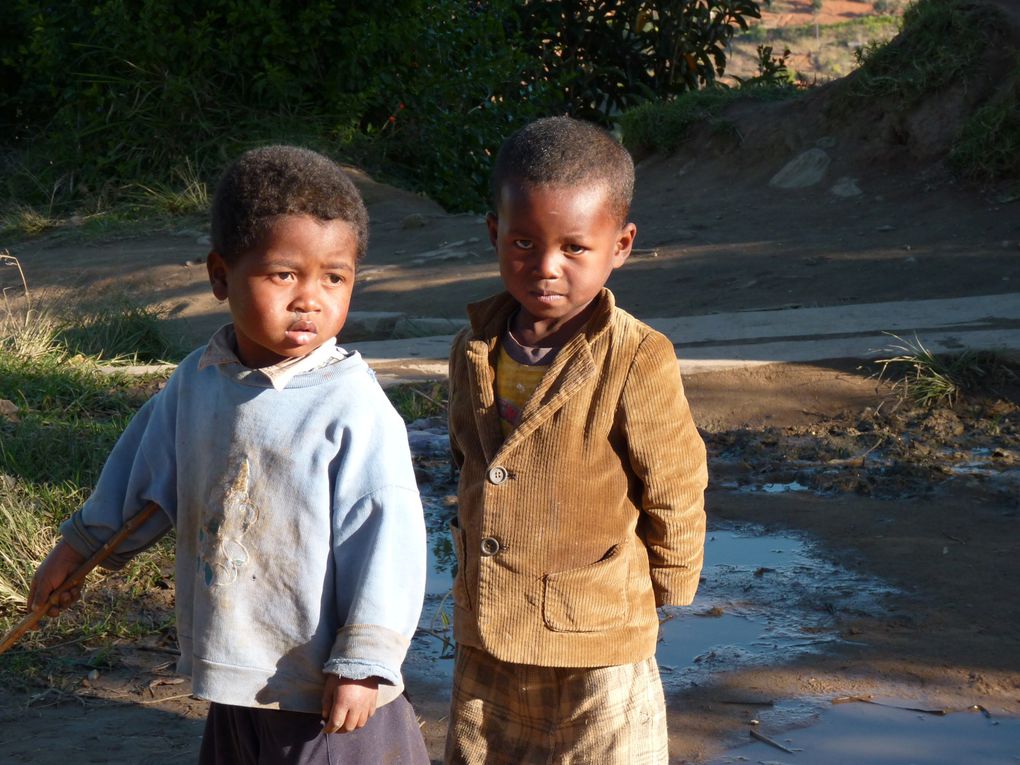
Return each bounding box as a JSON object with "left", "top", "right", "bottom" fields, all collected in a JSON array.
[
  {"left": 60, "top": 376, "right": 178, "bottom": 569},
  {"left": 324, "top": 409, "right": 426, "bottom": 687},
  {"left": 619, "top": 330, "right": 707, "bottom": 606}
]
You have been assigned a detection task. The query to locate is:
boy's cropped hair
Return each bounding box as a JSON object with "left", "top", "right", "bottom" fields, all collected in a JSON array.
[
  {"left": 211, "top": 145, "right": 369, "bottom": 263},
  {"left": 489, "top": 116, "right": 635, "bottom": 223}
]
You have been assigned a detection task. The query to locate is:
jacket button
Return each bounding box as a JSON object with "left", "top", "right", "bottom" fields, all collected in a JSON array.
[
  {"left": 487, "top": 466, "right": 508, "bottom": 485},
  {"left": 480, "top": 537, "right": 501, "bottom": 556}
]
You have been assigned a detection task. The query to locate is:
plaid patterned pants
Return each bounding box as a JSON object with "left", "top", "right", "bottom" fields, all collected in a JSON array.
[{"left": 445, "top": 645, "right": 668, "bottom": 765}]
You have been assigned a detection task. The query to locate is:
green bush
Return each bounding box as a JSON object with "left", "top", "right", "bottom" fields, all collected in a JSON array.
[
  {"left": 620, "top": 89, "right": 741, "bottom": 154},
  {"left": 513, "top": 0, "right": 763, "bottom": 121},
  {"left": 619, "top": 43, "right": 798, "bottom": 157},
  {"left": 841, "top": 0, "right": 1003, "bottom": 104},
  {"left": 949, "top": 61, "right": 1020, "bottom": 182},
  {"left": 2, "top": 1, "right": 763, "bottom": 214},
  {"left": 1, "top": 1, "right": 556, "bottom": 212}
]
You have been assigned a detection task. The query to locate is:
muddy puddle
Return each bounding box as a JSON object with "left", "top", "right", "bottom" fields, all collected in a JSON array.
[
  {"left": 405, "top": 418, "right": 896, "bottom": 694},
  {"left": 401, "top": 416, "right": 1020, "bottom": 761},
  {"left": 706, "top": 398, "right": 1020, "bottom": 502},
  {"left": 416, "top": 522, "right": 893, "bottom": 691},
  {"left": 706, "top": 699, "right": 1020, "bottom": 765}
]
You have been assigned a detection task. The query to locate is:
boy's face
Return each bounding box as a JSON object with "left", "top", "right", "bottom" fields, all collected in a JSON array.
[
  {"left": 488, "top": 182, "right": 635, "bottom": 344},
  {"left": 206, "top": 214, "right": 358, "bottom": 368}
]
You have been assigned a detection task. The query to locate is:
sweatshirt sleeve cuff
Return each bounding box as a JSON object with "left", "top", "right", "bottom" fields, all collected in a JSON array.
[
  {"left": 323, "top": 624, "right": 410, "bottom": 687},
  {"left": 59, "top": 513, "right": 128, "bottom": 571}
]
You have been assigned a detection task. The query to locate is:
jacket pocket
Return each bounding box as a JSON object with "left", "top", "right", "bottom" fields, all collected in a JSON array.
[
  {"left": 448, "top": 518, "right": 472, "bottom": 611},
  {"left": 542, "top": 544, "right": 629, "bottom": 632}
]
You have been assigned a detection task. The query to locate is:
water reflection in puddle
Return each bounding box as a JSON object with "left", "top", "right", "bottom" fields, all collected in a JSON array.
[
  {"left": 425, "top": 532, "right": 454, "bottom": 596},
  {"left": 656, "top": 526, "right": 891, "bottom": 690},
  {"left": 414, "top": 519, "right": 893, "bottom": 693},
  {"left": 707, "top": 701, "right": 1020, "bottom": 765}
]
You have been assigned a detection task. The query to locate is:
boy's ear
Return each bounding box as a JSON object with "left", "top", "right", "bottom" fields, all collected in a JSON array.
[
  {"left": 613, "top": 222, "right": 637, "bottom": 268},
  {"left": 485, "top": 212, "right": 499, "bottom": 248},
  {"left": 206, "top": 251, "right": 230, "bottom": 301}
]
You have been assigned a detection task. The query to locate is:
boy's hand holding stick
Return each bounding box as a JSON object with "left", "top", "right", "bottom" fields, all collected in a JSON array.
[{"left": 0, "top": 501, "right": 161, "bottom": 655}]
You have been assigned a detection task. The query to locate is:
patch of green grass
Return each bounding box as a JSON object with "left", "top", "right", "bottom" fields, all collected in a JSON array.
[
  {"left": 876, "top": 334, "right": 1019, "bottom": 408},
  {"left": 840, "top": 0, "right": 1004, "bottom": 105},
  {"left": 1, "top": 211, "right": 205, "bottom": 251},
  {"left": 0, "top": 205, "right": 61, "bottom": 237},
  {"left": 2, "top": 258, "right": 185, "bottom": 364},
  {"left": 126, "top": 158, "right": 210, "bottom": 216},
  {"left": 0, "top": 347, "right": 149, "bottom": 417},
  {"left": 0, "top": 350, "right": 150, "bottom": 487},
  {"left": 949, "top": 61, "right": 1020, "bottom": 182},
  {"left": 0, "top": 476, "right": 60, "bottom": 611},
  {"left": 1, "top": 417, "right": 128, "bottom": 487},
  {"left": 619, "top": 83, "right": 798, "bottom": 156},
  {"left": 1, "top": 195, "right": 206, "bottom": 249},
  {"left": 386, "top": 381, "right": 448, "bottom": 423},
  {"left": 0, "top": 283, "right": 179, "bottom": 660},
  {"left": 54, "top": 298, "right": 186, "bottom": 364}
]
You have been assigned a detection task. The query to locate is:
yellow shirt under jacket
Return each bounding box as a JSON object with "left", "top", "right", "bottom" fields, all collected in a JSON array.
[{"left": 447, "top": 289, "right": 708, "bottom": 667}]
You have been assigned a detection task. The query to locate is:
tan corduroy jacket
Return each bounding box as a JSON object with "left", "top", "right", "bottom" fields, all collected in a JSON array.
[{"left": 447, "top": 289, "right": 707, "bottom": 667}]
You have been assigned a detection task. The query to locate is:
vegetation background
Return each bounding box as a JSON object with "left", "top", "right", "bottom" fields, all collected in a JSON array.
[{"left": 1, "top": 0, "right": 768, "bottom": 216}]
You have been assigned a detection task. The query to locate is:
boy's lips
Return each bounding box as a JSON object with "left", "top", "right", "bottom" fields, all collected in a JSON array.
[
  {"left": 285, "top": 320, "right": 318, "bottom": 344},
  {"left": 531, "top": 291, "right": 564, "bottom": 305}
]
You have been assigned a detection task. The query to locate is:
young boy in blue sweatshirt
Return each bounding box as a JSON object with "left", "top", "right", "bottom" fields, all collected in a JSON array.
[
  {"left": 29, "top": 146, "right": 430, "bottom": 764},
  {"left": 445, "top": 117, "right": 708, "bottom": 764}
]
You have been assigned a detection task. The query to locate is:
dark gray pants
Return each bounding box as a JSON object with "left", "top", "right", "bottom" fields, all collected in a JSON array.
[{"left": 199, "top": 695, "right": 430, "bottom": 764}]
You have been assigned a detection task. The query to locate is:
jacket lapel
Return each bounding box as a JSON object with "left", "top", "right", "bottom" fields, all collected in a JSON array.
[
  {"left": 465, "top": 332, "right": 506, "bottom": 466},
  {"left": 497, "top": 334, "right": 595, "bottom": 455},
  {"left": 464, "top": 289, "right": 614, "bottom": 462}
]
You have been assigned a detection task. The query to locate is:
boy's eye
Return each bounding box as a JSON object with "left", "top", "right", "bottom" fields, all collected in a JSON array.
[
  {"left": 564, "top": 244, "right": 586, "bottom": 255},
  {"left": 274, "top": 272, "right": 295, "bottom": 282},
  {"left": 512, "top": 239, "right": 533, "bottom": 250},
  {"left": 325, "top": 273, "right": 346, "bottom": 286}
]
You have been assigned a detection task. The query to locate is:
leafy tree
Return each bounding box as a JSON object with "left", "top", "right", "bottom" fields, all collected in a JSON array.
[{"left": 512, "top": 1, "right": 763, "bottom": 121}]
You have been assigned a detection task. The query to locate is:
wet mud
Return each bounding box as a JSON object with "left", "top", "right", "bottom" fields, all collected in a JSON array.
[{"left": 403, "top": 384, "right": 1020, "bottom": 762}]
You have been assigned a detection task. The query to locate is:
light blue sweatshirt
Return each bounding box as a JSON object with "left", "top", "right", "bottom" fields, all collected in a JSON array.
[{"left": 61, "top": 335, "right": 426, "bottom": 712}]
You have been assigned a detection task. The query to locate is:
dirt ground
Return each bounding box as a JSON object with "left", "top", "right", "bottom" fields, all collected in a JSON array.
[{"left": 2, "top": 6, "right": 1020, "bottom": 761}]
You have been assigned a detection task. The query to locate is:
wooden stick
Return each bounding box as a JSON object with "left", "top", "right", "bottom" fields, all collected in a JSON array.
[
  {"left": 750, "top": 727, "right": 797, "bottom": 754},
  {"left": 0, "top": 502, "right": 162, "bottom": 656}
]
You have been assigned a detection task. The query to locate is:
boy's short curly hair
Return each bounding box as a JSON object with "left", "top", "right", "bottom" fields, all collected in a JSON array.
[
  {"left": 211, "top": 145, "right": 369, "bottom": 263},
  {"left": 490, "top": 116, "right": 635, "bottom": 224}
]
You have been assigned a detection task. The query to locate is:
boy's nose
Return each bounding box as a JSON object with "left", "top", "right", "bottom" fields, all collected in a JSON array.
[
  {"left": 533, "top": 249, "right": 562, "bottom": 278},
  {"left": 290, "top": 282, "right": 322, "bottom": 312}
]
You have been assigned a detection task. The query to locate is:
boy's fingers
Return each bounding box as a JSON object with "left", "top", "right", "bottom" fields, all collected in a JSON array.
[
  {"left": 323, "top": 701, "right": 348, "bottom": 734},
  {"left": 29, "top": 585, "right": 81, "bottom": 624},
  {"left": 338, "top": 708, "right": 364, "bottom": 733},
  {"left": 323, "top": 711, "right": 348, "bottom": 734},
  {"left": 324, "top": 705, "right": 373, "bottom": 734},
  {"left": 342, "top": 708, "right": 362, "bottom": 733},
  {"left": 28, "top": 575, "right": 50, "bottom": 611}
]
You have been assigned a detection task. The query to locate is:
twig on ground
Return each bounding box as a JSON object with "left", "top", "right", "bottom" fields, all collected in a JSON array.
[
  {"left": 831, "top": 695, "right": 947, "bottom": 715},
  {"left": 137, "top": 692, "right": 196, "bottom": 705},
  {"left": 750, "top": 727, "right": 798, "bottom": 753}
]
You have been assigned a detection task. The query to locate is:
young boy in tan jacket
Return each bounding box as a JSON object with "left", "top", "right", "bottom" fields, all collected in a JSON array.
[{"left": 445, "top": 116, "right": 708, "bottom": 764}]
